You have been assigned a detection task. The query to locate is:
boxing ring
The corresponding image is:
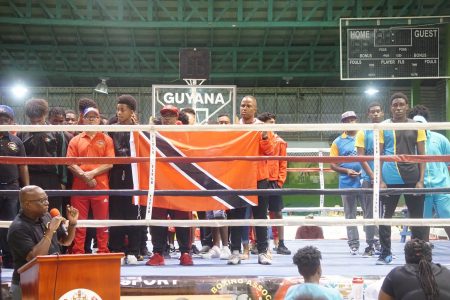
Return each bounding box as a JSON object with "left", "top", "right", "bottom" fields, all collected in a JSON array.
[{"left": 1, "top": 122, "right": 450, "bottom": 299}]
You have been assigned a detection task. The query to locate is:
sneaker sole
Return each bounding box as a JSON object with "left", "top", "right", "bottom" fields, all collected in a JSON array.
[{"left": 146, "top": 262, "right": 165, "bottom": 266}]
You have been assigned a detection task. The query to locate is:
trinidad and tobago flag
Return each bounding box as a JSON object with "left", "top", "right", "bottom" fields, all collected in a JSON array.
[{"left": 130, "top": 131, "right": 260, "bottom": 211}]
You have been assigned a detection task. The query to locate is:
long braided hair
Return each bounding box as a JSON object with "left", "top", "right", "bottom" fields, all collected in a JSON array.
[{"left": 404, "top": 239, "right": 439, "bottom": 300}]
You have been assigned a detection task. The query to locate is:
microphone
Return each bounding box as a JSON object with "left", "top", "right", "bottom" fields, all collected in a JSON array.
[
  {"left": 49, "top": 208, "right": 61, "bottom": 218},
  {"left": 49, "top": 208, "right": 67, "bottom": 230}
]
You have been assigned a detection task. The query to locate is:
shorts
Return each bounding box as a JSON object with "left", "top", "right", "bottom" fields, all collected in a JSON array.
[
  {"left": 268, "top": 180, "right": 284, "bottom": 212},
  {"left": 206, "top": 210, "right": 227, "bottom": 220}
]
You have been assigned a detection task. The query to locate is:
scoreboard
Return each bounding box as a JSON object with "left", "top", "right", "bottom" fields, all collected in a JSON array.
[{"left": 345, "top": 28, "right": 439, "bottom": 79}]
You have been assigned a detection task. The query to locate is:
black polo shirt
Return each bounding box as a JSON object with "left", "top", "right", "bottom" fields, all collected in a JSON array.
[
  {"left": 18, "top": 130, "right": 66, "bottom": 175},
  {"left": 0, "top": 133, "right": 26, "bottom": 184},
  {"left": 7, "top": 211, "right": 65, "bottom": 284}
]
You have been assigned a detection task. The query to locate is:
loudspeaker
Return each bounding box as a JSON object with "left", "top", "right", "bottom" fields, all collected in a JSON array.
[{"left": 179, "top": 48, "right": 210, "bottom": 79}]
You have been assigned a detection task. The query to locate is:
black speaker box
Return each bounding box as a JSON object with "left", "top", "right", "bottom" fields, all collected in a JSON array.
[{"left": 179, "top": 48, "right": 210, "bottom": 79}]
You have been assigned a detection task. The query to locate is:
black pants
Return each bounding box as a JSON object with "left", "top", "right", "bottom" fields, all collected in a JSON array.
[
  {"left": 379, "top": 183, "right": 428, "bottom": 256},
  {"left": 109, "top": 196, "right": 141, "bottom": 255},
  {"left": 0, "top": 182, "right": 19, "bottom": 264},
  {"left": 150, "top": 208, "right": 191, "bottom": 254},
  {"left": 197, "top": 211, "right": 213, "bottom": 247},
  {"left": 109, "top": 166, "right": 144, "bottom": 256},
  {"left": 229, "top": 180, "right": 269, "bottom": 253},
  {"left": 29, "top": 172, "right": 62, "bottom": 212}
]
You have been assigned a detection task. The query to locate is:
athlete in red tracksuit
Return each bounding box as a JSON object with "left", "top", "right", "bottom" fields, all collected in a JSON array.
[{"left": 67, "top": 107, "right": 114, "bottom": 254}]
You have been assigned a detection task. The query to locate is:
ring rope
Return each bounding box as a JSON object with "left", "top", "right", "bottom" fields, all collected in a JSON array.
[
  {"left": 2, "top": 217, "right": 450, "bottom": 228},
  {"left": 0, "top": 154, "right": 449, "bottom": 165},
  {"left": 2, "top": 187, "right": 450, "bottom": 197},
  {"left": 1, "top": 122, "right": 450, "bottom": 132}
]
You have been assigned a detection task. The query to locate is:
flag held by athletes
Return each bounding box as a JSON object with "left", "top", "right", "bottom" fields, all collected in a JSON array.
[{"left": 131, "top": 131, "right": 260, "bottom": 211}]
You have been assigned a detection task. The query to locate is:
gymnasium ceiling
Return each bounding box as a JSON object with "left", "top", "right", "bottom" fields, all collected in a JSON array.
[{"left": 0, "top": 0, "right": 449, "bottom": 88}]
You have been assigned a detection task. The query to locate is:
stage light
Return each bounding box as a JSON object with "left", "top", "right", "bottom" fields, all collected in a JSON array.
[
  {"left": 11, "top": 83, "right": 28, "bottom": 99},
  {"left": 364, "top": 87, "right": 379, "bottom": 96},
  {"left": 94, "top": 78, "right": 108, "bottom": 94}
]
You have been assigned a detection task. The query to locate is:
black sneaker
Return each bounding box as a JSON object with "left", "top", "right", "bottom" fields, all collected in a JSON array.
[
  {"left": 140, "top": 247, "right": 150, "bottom": 257},
  {"left": 136, "top": 254, "right": 144, "bottom": 261},
  {"left": 362, "top": 247, "right": 375, "bottom": 257},
  {"left": 277, "top": 244, "right": 291, "bottom": 255},
  {"left": 191, "top": 244, "right": 200, "bottom": 255}
]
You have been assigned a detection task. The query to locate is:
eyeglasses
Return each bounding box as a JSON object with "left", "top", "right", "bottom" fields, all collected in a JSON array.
[
  {"left": 83, "top": 116, "right": 100, "bottom": 120},
  {"left": 27, "top": 196, "right": 49, "bottom": 205}
]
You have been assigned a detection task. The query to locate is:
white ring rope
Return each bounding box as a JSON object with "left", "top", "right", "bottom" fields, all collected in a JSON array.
[
  {"left": 1, "top": 122, "right": 450, "bottom": 133},
  {"left": 282, "top": 207, "right": 405, "bottom": 213},
  {"left": 1, "top": 218, "right": 450, "bottom": 228}
]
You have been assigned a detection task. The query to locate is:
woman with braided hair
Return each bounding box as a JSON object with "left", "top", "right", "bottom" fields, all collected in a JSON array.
[{"left": 379, "top": 239, "right": 450, "bottom": 300}]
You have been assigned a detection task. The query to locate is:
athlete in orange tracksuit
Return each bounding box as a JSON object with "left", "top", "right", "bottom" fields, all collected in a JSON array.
[
  {"left": 67, "top": 107, "right": 114, "bottom": 254},
  {"left": 257, "top": 112, "right": 291, "bottom": 255}
]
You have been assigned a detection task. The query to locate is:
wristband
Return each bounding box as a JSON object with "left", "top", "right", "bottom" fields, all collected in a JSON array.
[{"left": 69, "top": 223, "right": 77, "bottom": 227}]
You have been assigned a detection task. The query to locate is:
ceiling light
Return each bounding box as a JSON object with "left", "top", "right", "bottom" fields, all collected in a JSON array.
[
  {"left": 94, "top": 78, "right": 108, "bottom": 94},
  {"left": 11, "top": 83, "right": 28, "bottom": 99},
  {"left": 282, "top": 76, "right": 293, "bottom": 85},
  {"left": 364, "top": 87, "right": 379, "bottom": 96}
]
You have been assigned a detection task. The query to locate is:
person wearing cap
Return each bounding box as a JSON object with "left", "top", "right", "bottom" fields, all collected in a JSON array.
[
  {"left": 355, "top": 102, "right": 385, "bottom": 257},
  {"left": 160, "top": 105, "right": 180, "bottom": 125},
  {"left": 330, "top": 111, "right": 363, "bottom": 256},
  {"left": 377, "top": 92, "right": 427, "bottom": 265},
  {"left": 18, "top": 99, "right": 68, "bottom": 213},
  {"left": 146, "top": 104, "right": 194, "bottom": 266},
  {"left": 0, "top": 105, "right": 29, "bottom": 268},
  {"left": 409, "top": 105, "right": 450, "bottom": 239},
  {"left": 66, "top": 106, "right": 115, "bottom": 254}
]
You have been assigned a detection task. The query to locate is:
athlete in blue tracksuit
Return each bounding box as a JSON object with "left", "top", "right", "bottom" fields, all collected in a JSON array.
[{"left": 409, "top": 105, "right": 450, "bottom": 238}]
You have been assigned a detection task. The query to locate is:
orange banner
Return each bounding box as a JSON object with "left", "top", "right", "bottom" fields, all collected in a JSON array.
[{"left": 131, "top": 131, "right": 260, "bottom": 211}]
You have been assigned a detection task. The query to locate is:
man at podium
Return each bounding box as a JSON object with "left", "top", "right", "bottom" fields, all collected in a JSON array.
[{"left": 7, "top": 185, "right": 79, "bottom": 300}]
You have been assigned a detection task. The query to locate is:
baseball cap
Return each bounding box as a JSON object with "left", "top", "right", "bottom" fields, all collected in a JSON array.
[
  {"left": 160, "top": 105, "right": 179, "bottom": 116},
  {"left": 0, "top": 105, "right": 15, "bottom": 119},
  {"left": 341, "top": 111, "right": 358, "bottom": 122},
  {"left": 83, "top": 107, "right": 100, "bottom": 117},
  {"left": 413, "top": 115, "right": 427, "bottom": 123}
]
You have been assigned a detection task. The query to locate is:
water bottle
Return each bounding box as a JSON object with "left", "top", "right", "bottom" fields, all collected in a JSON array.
[{"left": 351, "top": 277, "right": 364, "bottom": 300}]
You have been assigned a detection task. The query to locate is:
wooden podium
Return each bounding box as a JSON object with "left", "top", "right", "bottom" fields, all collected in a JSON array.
[{"left": 18, "top": 253, "right": 123, "bottom": 300}]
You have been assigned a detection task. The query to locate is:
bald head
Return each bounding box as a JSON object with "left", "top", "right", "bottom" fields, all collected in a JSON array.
[
  {"left": 240, "top": 95, "right": 258, "bottom": 123},
  {"left": 19, "top": 185, "right": 46, "bottom": 205}
]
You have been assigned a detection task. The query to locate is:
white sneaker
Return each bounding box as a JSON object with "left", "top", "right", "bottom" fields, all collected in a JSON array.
[
  {"left": 258, "top": 252, "right": 272, "bottom": 265},
  {"left": 227, "top": 250, "right": 241, "bottom": 265},
  {"left": 219, "top": 246, "right": 231, "bottom": 260},
  {"left": 126, "top": 254, "right": 138, "bottom": 265},
  {"left": 201, "top": 246, "right": 220, "bottom": 259}
]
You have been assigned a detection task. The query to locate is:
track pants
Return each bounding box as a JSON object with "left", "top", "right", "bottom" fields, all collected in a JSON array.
[{"left": 71, "top": 196, "right": 109, "bottom": 254}]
